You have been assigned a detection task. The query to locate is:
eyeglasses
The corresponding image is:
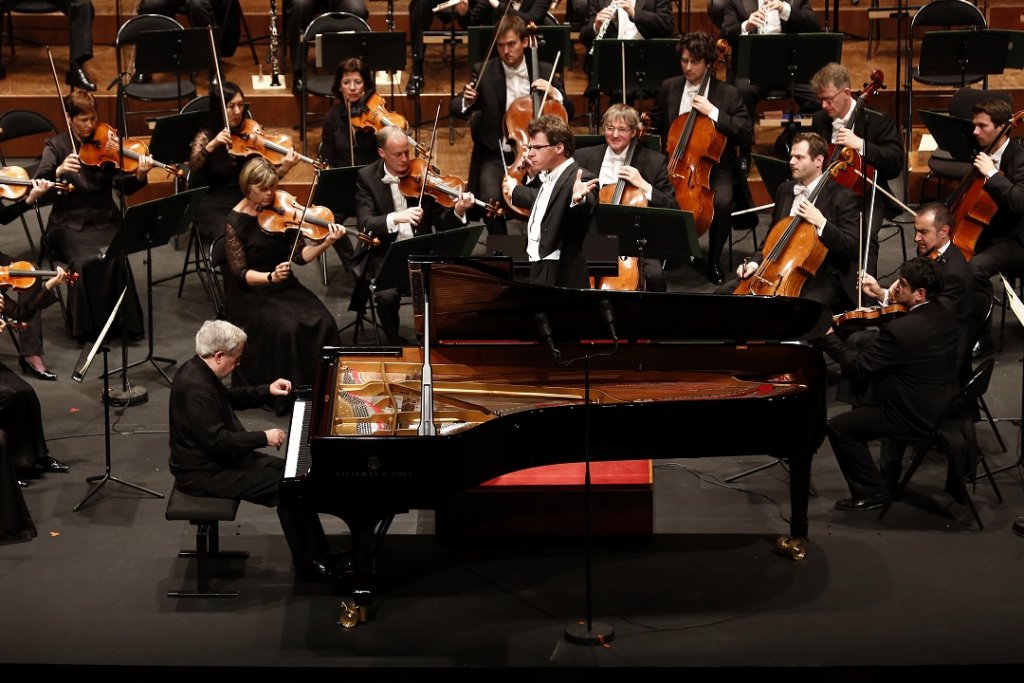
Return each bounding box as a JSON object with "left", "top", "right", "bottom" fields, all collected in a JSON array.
[
  {"left": 526, "top": 143, "right": 553, "bottom": 151},
  {"left": 819, "top": 90, "right": 846, "bottom": 106},
  {"left": 604, "top": 126, "right": 633, "bottom": 135}
]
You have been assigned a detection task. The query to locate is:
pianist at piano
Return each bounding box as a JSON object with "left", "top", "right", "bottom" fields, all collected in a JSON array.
[{"left": 168, "top": 320, "right": 343, "bottom": 582}]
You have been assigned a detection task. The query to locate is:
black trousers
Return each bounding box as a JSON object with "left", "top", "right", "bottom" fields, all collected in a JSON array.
[
  {"left": 55, "top": 0, "right": 94, "bottom": 64},
  {"left": 827, "top": 406, "right": 919, "bottom": 499}
]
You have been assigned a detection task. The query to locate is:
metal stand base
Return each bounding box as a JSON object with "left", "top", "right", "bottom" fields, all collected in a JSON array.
[
  {"left": 74, "top": 471, "right": 163, "bottom": 512},
  {"left": 105, "top": 386, "right": 149, "bottom": 407},
  {"left": 565, "top": 622, "right": 615, "bottom": 646}
]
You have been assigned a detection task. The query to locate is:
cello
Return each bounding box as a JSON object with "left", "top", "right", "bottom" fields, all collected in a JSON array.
[
  {"left": 733, "top": 149, "right": 854, "bottom": 298},
  {"left": 945, "top": 109, "right": 1024, "bottom": 261},
  {"left": 827, "top": 70, "right": 885, "bottom": 198},
  {"left": 665, "top": 39, "right": 730, "bottom": 237}
]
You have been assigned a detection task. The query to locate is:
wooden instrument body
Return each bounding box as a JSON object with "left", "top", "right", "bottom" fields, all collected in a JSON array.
[
  {"left": 666, "top": 110, "right": 726, "bottom": 237},
  {"left": 350, "top": 92, "right": 409, "bottom": 132},
  {"left": 733, "top": 216, "right": 828, "bottom": 298},
  {"left": 257, "top": 190, "right": 335, "bottom": 243},
  {"left": 948, "top": 172, "right": 998, "bottom": 262},
  {"left": 832, "top": 304, "right": 907, "bottom": 335},
  {"left": 827, "top": 144, "right": 875, "bottom": 198}
]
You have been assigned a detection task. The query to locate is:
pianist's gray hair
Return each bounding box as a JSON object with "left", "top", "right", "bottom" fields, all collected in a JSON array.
[{"left": 195, "top": 320, "right": 247, "bottom": 358}]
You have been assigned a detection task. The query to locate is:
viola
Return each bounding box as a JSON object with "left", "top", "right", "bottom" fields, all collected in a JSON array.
[
  {"left": 665, "top": 39, "right": 731, "bottom": 237},
  {"left": 0, "top": 261, "right": 79, "bottom": 290},
  {"left": 230, "top": 118, "right": 326, "bottom": 170},
  {"left": 0, "top": 166, "right": 73, "bottom": 199},
  {"left": 398, "top": 158, "right": 503, "bottom": 218},
  {"left": 256, "top": 190, "right": 378, "bottom": 246},
  {"left": 78, "top": 123, "right": 184, "bottom": 178},
  {"left": 826, "top": 70, "right": 885, "bottom": 198},
  {"left": 733, "top": 150, "right": 854, "bottom": 298},
  {"left": 945, "top": 109, "right": 1024, "bottom": 261},
  {"left": 832, "top": 303, "right": 907, "bottom": 335}
]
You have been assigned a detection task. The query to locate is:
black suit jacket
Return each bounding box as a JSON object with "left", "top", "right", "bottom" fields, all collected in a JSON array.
[
  {"left": 811, "top": 106, "right": 903, "bottom": 210},
  {"left": 977, "top": 139, "right": 1024, "bottom": 249},
  {"left": 354, "top": 159, "right": 465, "bottom": 245},
  {"left": 720, "top": 0, "right": 820, "bottom": 45},
  {"left": 574, "top": 143, "right": 678, "bottom": 209},
  {"left": 649, "top": 76, "right": 753, "bottom": 156},
  {"left": 822, "top": 300, "right": 959, "bottom": 435},
  {"left": 935, "top": 243, "right": 978, "bottom": 366},
  {"left": 510, "top": 160, "right": 599, "bottom": 287},
  {"left": 760, "top": 178, "right": 861, "bottom": 304},
  {"left": 579, "top": 0, "right": 674, "bottom": 47},
  {"left": 467, "top": 0, "right": 552, "bottom": 26}
]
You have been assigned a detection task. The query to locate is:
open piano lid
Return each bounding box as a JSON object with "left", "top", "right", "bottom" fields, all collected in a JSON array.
[{"left": 410, "top": 257, "right": 832, "bottom": 345}]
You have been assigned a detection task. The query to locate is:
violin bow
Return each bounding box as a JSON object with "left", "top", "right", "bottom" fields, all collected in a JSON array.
[
  {"left": 419, "top": 104, "right": 442, "bottom": 208},
  {"left": 208, "top": 28, "right": 230, "bottom": 131},
  {"left": 46, "top": 46, "right": 77, "bottom": 156},
  {"left": 291, "top": 169, "right": 323, "bottom": 258},
  {"left": 535, "top": 51, "right": 561, "bottom": 116},
  {"left": 346, "top": 99, "right": 355, "bottom": 167},
  {"left": 857, "top": 167, "right": 880, "bottom": 309}
]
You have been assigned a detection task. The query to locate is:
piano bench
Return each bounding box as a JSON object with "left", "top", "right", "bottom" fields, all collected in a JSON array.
[{"left": 165, "top": 486, "right": 249, "bottom": 599}]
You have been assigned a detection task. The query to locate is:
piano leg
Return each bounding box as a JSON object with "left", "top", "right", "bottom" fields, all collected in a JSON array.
[
  {"left": 337, "top": 516, "right": 391, "bottom": 628},
  {"left": 779, "top": 449, "right": 811, "bottom": 561}
]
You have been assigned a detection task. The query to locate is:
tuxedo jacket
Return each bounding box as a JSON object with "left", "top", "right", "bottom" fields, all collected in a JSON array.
[
  {"left": 822, "top": 300, "right": 959, "bottom": 435},
  {"left": 976, "top": 139, "right": 1024, "bottom": 249},
  {"left": 649, "top": 76, "right": 753, "bottom": 157},
  {"left": 574, "top": 143, "right": 678, "bottom": 209},
  {"left": 720, "top": 0, "right": 820, "bottom": 45},
  {"left": 578, "top": 0, "right": 674, "bottom": 46},
  {"left": 510, "top": 160, "right": 598, "bottom": 287},
  {"left": 468, "top": 0, "right": 552, "bottom": 27},
  {"left": 759, "top": 178, "right": 861, "bottom": 304}
]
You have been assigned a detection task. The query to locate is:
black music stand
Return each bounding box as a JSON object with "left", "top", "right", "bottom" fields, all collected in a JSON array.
[
  {"left": 736, "top": 33, "right": 842, "bottom": 116},
  {"left": 917, "top": 29, "right": 1010, "bottom": 88},
  {"left": 486, "top": 233, "right": 620, "bottom": 279},
  {"left": 592, "top": 39, "right": 681, "bottom": 115},
  {"left": 103, "top": 189, "right": 206, "bottom": 388},
  {"left": 130, "top": 28, "right": 214, "bottom": 133},
  {"left": 752, "top": 153, "right": 791, "bottom": 202},
  {"left": 592, "top": 204, "right": 699, "bottom": 291},
  {"left": 918, "top": 109, "right": 977, "bottom": 163},
  {"left": 312, "top": 165, "right": 365, "bottom": 283},
  {"left": 72, "top": 286, "right": 164, "bottom": 512},
  {"left": 993, "top": 30, "right": 1024, "bottom": 70}
]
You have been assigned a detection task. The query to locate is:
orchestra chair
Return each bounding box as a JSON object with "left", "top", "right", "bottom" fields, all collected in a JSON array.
[
  {"left": 297, "top": 11, "right": 370, "bottom": 155},
  {"left": 909, "top": 0, "right": 988, "bottom": 88},
  {"left": 165, "top": 485, "right": 248, "bottom": 598},
  {"left": 0, "top": 1, "right": 65, "bottom": 78},
  {"left": 116, "top": 14, "right": 199, "bottom": 136},
  {"left": 877, "top": 357, "right": 1003, "bottom": 530},
  {"left": 0, "top": 109, "right": 72, "bottom": 335}
]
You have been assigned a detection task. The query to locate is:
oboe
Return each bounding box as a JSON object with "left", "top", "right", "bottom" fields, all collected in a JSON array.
[
  {"left": 588, "top": 0, "right": 624, "bottom": 56},
  {"left": 268, "top": 0, "right": 282, "bottom": 87}
]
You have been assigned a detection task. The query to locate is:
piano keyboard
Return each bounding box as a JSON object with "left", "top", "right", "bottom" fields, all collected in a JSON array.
[{"left": 284, "top": 399, "right": 310, "bottom": 479}]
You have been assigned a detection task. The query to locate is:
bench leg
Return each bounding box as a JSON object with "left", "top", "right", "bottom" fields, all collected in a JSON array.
[{"left": 167, "top": 521, "right": 248, "bottom": 599}]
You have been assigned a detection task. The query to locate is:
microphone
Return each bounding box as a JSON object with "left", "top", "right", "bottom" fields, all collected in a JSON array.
[
  {"left": 534, "top": 312, "right": 561, "bottom": 362},
  {"left": 599, "top": 299, "right": 618, "bottom": 342}
]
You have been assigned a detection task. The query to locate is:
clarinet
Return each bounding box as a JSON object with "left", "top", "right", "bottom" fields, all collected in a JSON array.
[
  {"left": 587, "top": 0, "right": 623, "bottom": 56},
  {"left": 269, "top": 0, "right": 282, "bottom": 87}
]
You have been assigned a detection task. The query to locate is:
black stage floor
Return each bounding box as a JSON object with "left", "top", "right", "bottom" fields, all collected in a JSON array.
[{"left": 2, "top": 199, "right": 1024, "bottom": 679}]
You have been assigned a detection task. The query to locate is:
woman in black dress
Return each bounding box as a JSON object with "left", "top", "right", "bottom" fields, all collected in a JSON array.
[
  {"left": 320, "top": 58, "right": 378, "bottom": 169},
  {"left": 222, "top": 157, "right": 344, "bottom": 405},
  {"left": 34, "top": 90, "right": 148, "bottom": 344}
]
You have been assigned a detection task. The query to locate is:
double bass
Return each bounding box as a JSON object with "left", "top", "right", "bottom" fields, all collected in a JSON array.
[
  {"left": 665, "top": 39, "right": 730, "bottom": 237},
  {"left": 826, "top": 70, "right": 885, "bottom": 197},
  {"left": 945, "top": 109, "right": 1024, "bottom": 261},
  {"left": 733, "top": 150, "right": 853, "bottom": 298}
]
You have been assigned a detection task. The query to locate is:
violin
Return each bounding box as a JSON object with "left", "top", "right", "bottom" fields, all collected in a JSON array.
[
  {"left": 831, "top": 303, "right": 907, "bottom": 335},
  {"left": 0, "top": 166, "right": 73, "bottom": 198},
  {"left": 78, "top": 122, "right": 184, "bottom": 178},
  {"left": 230, "top": 118, "right": 326, "bottom": 170},
  {"left": 502, "top": 23, "right": 567, "bottom": 218},
  {"left": 665, "top": 39, "right": 731, "bottom": 237},
  {"left": 398, "top": 158, "right": 503, "bottom": 218},
  {"left": 0, "top": 261, "right": 79, "bottom": 290},
  {"left": 590, "top": 116, "right": 650, "bottom": 292},
  {"left": 733, "top": 150, "right": 854, "bottom": 298},
  {"left": 945, "top": 109, "right": 1024, "bottom": 261},
  {"left": 256, "top": 190, "right": 378, "bottom": 246},
  {"left": 826, "top": 70, "right": 885, "bottom": 198}
]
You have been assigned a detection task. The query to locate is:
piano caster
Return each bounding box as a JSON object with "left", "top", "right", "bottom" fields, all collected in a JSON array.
[
  {"left": 338, "top": 600, "right": 370, "bottom": 629},
  {"left": 776, "top": 536, "right": 807, "bottom": 561}
]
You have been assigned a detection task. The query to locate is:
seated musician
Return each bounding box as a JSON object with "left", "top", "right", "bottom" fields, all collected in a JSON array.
[
  {"left": 355, "top": 125, "right": 474, "bottom": 344},
  {"left": 450, "top": 13, "right": 572, "bottom": 236},
  {"left": 286, "top": 0, "right": 369, "bottom": 95},
  {"left": 575, "top": 103, "right": 677, "bottom": 292},
  {"left": 649, "top": 31, "right": 753, "bottom": 285},
  {"left": 968, "top": 98, "right": 1024, "bottom": 321},
  {"left": 169, "top": 320, "right": 345, "bottom": 581},
  {"left": 809, "top": 63, "right": 904, "bottom": 277},
  {"left": 822, "top": 257, "right": 958, "bottom": 511},
  {"left": 579, "top": 0, "right": 675, "bottom": 65},
  {"left": 501, "top": 115, "right": 600, "bottom": 288},
  {"left": 222, "top": 158, "right": 343, "bottom": 412},
  {"left": 0, "top": 262, "right": 71, "bottom": 492},
  {"left": 733, "top": 132, "right": 860, "bottom": 311},
  {"left": 719, "top": 0, "right": 820, "bottom": 168},
  {"left": 859, "top": 202, "right": 982, "bottom": 378}
]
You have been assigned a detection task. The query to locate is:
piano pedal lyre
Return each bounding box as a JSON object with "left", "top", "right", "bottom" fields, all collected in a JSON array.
[
  {"left": 776, "top": 536, "right": 807, "bottom": 561},
  {"left": 338, "top": 600, "right": 369, "bottom": 629}
]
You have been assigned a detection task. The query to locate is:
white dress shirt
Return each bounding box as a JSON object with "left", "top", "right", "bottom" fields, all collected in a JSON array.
[{"left": 526, "top": 156, "right": 574, "bottom": 262}]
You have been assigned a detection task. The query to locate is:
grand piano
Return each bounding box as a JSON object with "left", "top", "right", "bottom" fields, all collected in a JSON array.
[{"left": 282, "top": 257, "right": 831, "bottom": 624}]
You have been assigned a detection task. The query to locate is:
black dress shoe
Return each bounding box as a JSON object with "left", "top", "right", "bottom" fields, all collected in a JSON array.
[
  {"left": 65, "top": 63, "right": 96, "bottom": 91},
  {"left": 36, "top": 456, "right": 70, "bottom": 474},
  {"left": 295, "top": 558, "right": 343, "bottom": 582},
  {"left": 707, "top": 262, "right": 726, "bottom": 285},
  {"left": 405, "top": 74, "right": 424, "bottom": 96},
  {"left": 18, "top": 357, "right": 57, "bottom": 381},
  {"left": 17, "top": 479, "right": 30, "bottom": 488},
  {"left": 1013, "top": 516, "right": 1024, "bottom": 538},
  {"left": 291, "top": 73, "right": 304, "bottom": 96},
  {"left": 834, "top": 493, "right": 891, "bottom": 511},
  {"left": 738, "top": 152, "right": 751, "bottom": 178}
]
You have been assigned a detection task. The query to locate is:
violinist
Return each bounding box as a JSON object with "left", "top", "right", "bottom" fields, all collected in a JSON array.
[
  {"left": 34, "top": 89, "right": 147, "bottom": 344},
  {"left": 733, "top": 132, "right": 860, "bottom": 311},
  {"left": 649, "top": 31, "right": 752, "bottom": 285},
  {"left": 320, "top": 58, "right": 379, "bottom": 169},
  {"left": 809, "top": 63, "right": 903, "bottom": 277},
  {"left": 968, "top": 98, "right": 1024, "bottom": 295},
  {"left": 221, "top": 158, "right": 343, "bottom": 411},
  {"left": 501, "top": 115, "right": 600, "bottom": 288},
  {"left": 0, "top": 264, "right": 72, "bottom": 505},
  {"left": 190, "top": 82, "right": 300, "bottom": 244},
  {"left": 450, "top": 13, "right": 572, "bottom": 235},
  {"left": 355, "top": 126, "right": 474, "bottom": 344},
  {"left": 822, "top": 257, "right": 958, "bottom": 511},
  {"left": 575, "top": 104, "right": 677, "bottom": 291}
]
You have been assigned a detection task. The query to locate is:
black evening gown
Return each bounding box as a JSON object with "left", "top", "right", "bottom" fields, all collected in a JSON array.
[
  {"left": 222, "top": 210, "right": 341, "bottom": 389},
  {"left": 0, "top": 428, "right": 35, "bottom": 543}
]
